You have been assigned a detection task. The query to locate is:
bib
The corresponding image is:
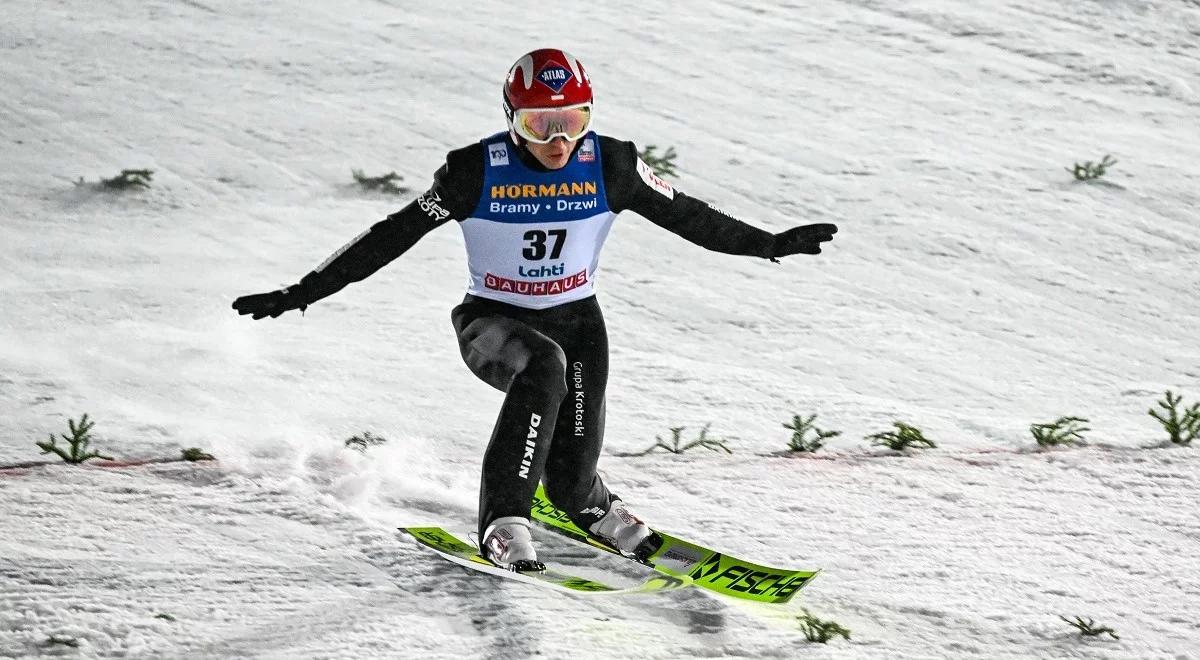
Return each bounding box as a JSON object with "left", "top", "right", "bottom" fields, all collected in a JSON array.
[{"left": 458, "top": 132, "right": 617, "bottom": 309}]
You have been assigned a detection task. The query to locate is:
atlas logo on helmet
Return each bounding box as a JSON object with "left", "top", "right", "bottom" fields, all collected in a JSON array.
[{"left": 535, "top": 62, "right": 573, "bottom": 93}]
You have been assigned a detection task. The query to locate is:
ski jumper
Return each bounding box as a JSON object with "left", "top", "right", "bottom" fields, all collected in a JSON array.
[
  {"left": 451, "top": 132, "right": 618, "bottom": 540},
  {"left": 295, "top": 131, "right": 780, "bottom": 540}
]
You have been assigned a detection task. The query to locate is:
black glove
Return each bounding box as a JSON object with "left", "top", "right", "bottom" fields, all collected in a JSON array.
[
  {"left": 232, "top": 284, "right": 310, "bottom": 320},
  {"left": 771, "top": 223, "right": 838, "bottom": 259}
]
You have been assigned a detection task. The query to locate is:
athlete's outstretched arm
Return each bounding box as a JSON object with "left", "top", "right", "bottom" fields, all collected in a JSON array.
[
  {"left": 599, "top": 137, "right": 837, "bottom": 260},
  {"left": 232, "top": 146, "right": 482, "bottom": 319}
]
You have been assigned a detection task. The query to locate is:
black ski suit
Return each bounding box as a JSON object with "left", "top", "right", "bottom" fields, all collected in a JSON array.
[{"left": 252, "top": 133, "right": 826, "bottom": 541}]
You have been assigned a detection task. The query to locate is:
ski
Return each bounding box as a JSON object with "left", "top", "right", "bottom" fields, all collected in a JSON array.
[
  {"left": 529, "top": 484, "right": 820, "bottom": 604},
  {"left": 401, "top": 526, "right": 691, "bottom": 596}
]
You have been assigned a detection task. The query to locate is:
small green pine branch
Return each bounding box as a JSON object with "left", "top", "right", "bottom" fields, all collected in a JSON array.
[
  {"left": 1148, "top": 390, "right": 1200, "bottom": 446},
  {"left": 1059, "top": 615, "right": 1119, "bottom": 640},
  {"left": 633, "top": 423, "right": 732, "bottom": 456},
  {"left": 866, "top": 421, "right": 936, "bottom": 451},
  {"left": 637, "top": 144, "right": 678, "bottom": 178},
  {"left": 784, "top": 413, "right": 841, "bottom": 453},
  {"left": 797, "top": 609, "right": 851, "bottom": 644},
  {"left": 345, "top": 431, "right": 388, "bottom": 453},
  {"left": 352, "top": 169, "right": 408, "bottom": 195},
  {"left": 1067, "top": 154, "right": 1116, "bottom": 182},
  {"left": 1030, "top": 416, "right": 1090, "bottom": 447},
  {"left": 36, "top": 414, "right": 113, "bottom": 464},
  {"left": 45, "top": 634, "right": 80, "bottom": 648},
  {"left": 75, "top": 168, "right": 154, "bottom": 190},
  {"left": 181, "top": 447, "right": 215, "bottom": 462}
]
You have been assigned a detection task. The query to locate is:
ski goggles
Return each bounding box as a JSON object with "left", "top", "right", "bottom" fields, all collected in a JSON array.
[{"left": 511, "top": 103, "right": 593, "bottom": 144}]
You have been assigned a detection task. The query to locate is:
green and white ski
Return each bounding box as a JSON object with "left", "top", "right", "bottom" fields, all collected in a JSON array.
[
  {"left": 529, "top": 485, "right": 820, "bottom": 604},
  {"left": 402, "top": 526, "right": 691, "bottom": 596}
]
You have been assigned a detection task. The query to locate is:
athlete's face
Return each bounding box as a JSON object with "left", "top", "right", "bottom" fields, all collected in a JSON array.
[{"left": 526, "top": 136, "right": 576, "bottom": 170}]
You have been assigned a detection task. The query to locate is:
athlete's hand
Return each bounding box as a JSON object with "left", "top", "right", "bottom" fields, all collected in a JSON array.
[
  {"left": 232, "top": 285, "right": 309, "bottom": 320},
  {"left": 771, "top": 223, "right": 838, "bottom": 258}
]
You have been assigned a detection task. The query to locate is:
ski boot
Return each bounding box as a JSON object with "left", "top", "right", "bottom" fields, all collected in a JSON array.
[
  {"left": 587, "top": 500, "right": 663, "bottom": 562},
  {"left": 482, "top": 517, "right": 545, "bottom": 573}
]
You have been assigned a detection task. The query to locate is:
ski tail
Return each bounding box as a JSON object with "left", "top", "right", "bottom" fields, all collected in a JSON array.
[{"left": 530, "top": 484, "right": 820, "bottom": 604}]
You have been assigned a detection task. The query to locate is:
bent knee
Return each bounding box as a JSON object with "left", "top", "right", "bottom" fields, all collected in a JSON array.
[{"left": 517, "top": 342, "right": 568, "bottom": 398}]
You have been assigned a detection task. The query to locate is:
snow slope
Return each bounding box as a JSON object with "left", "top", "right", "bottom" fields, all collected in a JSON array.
[{"left": 2, "top": 0, "right": 1199, "bottom": 657}]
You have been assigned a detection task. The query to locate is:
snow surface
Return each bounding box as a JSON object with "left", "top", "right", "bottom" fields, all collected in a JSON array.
[{"left": 3, "top": 0, "right": 1199, "bottom": 658}]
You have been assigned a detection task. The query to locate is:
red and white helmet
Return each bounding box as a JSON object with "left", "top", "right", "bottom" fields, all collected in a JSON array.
[{"left": 503, "top": 48, "right": 594, "bottom": 144}]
